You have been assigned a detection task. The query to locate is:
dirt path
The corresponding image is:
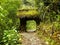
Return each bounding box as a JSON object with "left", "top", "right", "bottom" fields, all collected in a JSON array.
[{"left": 21, "top": 32, "right": 47, "bottom": 45}]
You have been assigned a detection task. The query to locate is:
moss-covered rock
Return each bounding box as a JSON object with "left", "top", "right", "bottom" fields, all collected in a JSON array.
[
  {"left": 17, "top": 0, "right": 39, "bottom": 18},
  {"left": 17, "top": 9, "right": 39, "bottom": 18}
]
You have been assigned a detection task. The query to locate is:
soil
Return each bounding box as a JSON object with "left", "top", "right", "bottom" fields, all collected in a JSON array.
[{"left": 20, "top": 32, "right": 47, "bottom": 45}]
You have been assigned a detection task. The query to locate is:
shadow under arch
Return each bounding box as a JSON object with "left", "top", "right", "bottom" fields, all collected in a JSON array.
[{"left": 19, "top": 16, "right": 41, "bottom": 32}]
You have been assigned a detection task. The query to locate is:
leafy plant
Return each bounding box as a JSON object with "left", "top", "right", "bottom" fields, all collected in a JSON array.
[
  {"left": 26, "top": 20, "right": 36, "bottom": 31},
  {"left": 0, "top": 0, "right": 20, "bottom": 44},
  {"left": 2, "top": 29, "right": 21, "bottom": 45}
]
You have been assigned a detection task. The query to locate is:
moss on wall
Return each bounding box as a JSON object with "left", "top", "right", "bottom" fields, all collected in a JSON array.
[{"left": 17, "top": 9, "right": 39, "bottom": 17}]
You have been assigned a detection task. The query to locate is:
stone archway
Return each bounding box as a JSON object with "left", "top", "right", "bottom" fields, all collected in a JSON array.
[
  {"left": 17, "top": 8, "right": 40, "bottom": 32},
  {"left": 20, "top": 16, "right": 41, "bottom": 32}
]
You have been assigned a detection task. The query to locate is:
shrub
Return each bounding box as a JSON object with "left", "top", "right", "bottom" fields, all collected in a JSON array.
[
  {"left": 2, "top": 29, "right": 21, "bottom": 45},
  {"left": 0, "top": 0, "right": 20, "bottom": 42},
  {"left": 26, "top": 20, "right": 36, "bottom": 31}
]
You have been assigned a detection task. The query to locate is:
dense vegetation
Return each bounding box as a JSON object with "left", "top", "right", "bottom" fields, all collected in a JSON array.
[
  {"left": 20, "top": 0, "right": 60, "bottom": 45},
  {"left": 35, "top": 0, "right": 60, "bottom": 45},
  {"left": 0, "top": 0, "right": 60, "bottom": 45},
  {"left": 0, "top": 0, "right": 21, "bottom": 45}
]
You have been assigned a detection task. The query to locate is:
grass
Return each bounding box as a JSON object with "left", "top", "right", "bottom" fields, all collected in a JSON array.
[{"left": 37, "top": 22, "right": 60, "bottom": 45}]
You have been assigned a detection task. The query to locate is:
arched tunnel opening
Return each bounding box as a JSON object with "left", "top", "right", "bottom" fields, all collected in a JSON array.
[{"left": 19, "top": 16, "right": 41, "bottom": 32}]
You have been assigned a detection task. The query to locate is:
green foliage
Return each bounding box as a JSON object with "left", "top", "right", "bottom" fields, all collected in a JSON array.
[
  {"left": 0, "top": 0, "right": 60, "bottom": 45},
  {"left": 36, "top": 1, "right": 60, "bottom": 45},
  {"left": 0, "top": 0, "right": 21, "bottom": 44},
  {"left": 35, "top": 0, "right": 60, "bottom": 22},
  {"left": 19, "top": 0, "right": 60, "bottom": 45},
  {"left": 38, "top": 22, "right": 60, "bottom": 45},
  {"left": 53, "top": 22, "right": 60, "bottom": 31},
  {"left": 0, "top": 0, "right": 20, "bottom": 30},
  {"left": 2, "top": 29, "right": 21, "bottom": 45},
  {"left": 20, "top": 0, "right": 36, "bottom": 9},
  {"left": 26, "top": 20, "right": 36, "bottom": 30}
]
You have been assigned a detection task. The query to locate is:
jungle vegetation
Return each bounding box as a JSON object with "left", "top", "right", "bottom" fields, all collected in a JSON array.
[{"left": 0, "top": 0, "right": 60, "bottom": 45}]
